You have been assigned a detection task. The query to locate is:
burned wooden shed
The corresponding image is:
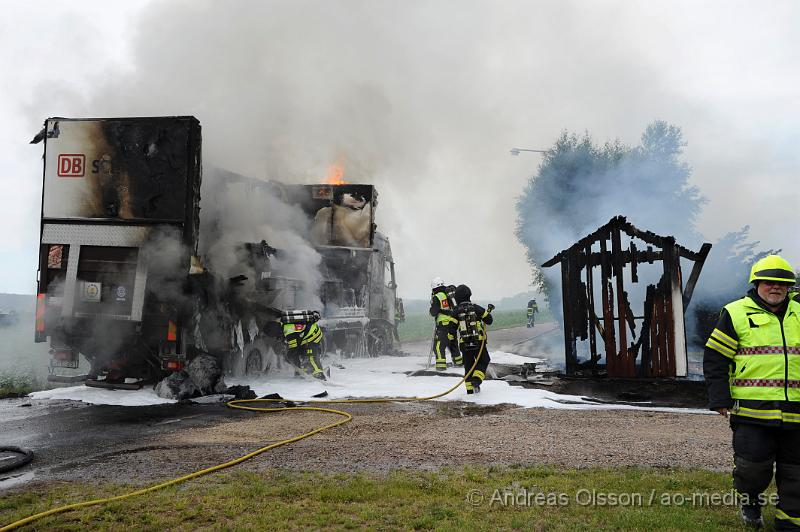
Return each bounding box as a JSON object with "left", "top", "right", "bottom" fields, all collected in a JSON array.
[{"left": 542, "top": 216, "right": 711, "bottom": 378}]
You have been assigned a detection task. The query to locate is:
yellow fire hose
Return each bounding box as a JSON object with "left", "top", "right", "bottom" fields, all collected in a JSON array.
[{"left": 2, "top": 332, "right": 488, "bottom": 531}]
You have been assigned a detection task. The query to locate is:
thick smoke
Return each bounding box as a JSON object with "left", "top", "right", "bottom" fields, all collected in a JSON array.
[
  {"left": 199, "top": 169, "right": 323, "bottom": 311},
  {"left": 515, "top": 121, "right": 768, "bottom": 355},
  {"left": 516, "top": 122, "right": 703, "bottom": 300}
]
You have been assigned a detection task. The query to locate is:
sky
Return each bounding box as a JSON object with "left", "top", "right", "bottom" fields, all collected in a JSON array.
[{"left": 1, "top": 0, "right": 798, "bottom": 302}]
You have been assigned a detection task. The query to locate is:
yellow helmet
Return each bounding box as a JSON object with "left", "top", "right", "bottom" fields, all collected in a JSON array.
[{"left": 749, "top": 255, "right": 796, "bottom": 284}]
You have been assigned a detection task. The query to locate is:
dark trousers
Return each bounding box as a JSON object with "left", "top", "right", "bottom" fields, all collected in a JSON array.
[
  {"left": 287, "top": 346, "right": 324, "bottom": 377},
  {"left": 462, "top": 345, "right": 490, "bottom": 392},
  {"left": 733, "top": 422, "right": 800, "bottom": 529},
  {"left": 434, "top": 324, "right": 462, "bottom": 368}
]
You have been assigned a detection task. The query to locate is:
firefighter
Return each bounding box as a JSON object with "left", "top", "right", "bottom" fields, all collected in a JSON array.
[
  {"left": 704, "top": 255, "right": 800, "bottom": 529},
  {"left": 429, "top": 277, "right": 463, "bottom": 370},
  {"left": 282, "top": 311, "right": 326, "bottom": 380},
  {"left": 526, "top": 298, "right": 539, "bottom": 328},
  {"left": 453, "top": 284, "right": 493, "bottom": 394},
  {"left": 393, "top": 297, "right": 405, "bottom": 343}
]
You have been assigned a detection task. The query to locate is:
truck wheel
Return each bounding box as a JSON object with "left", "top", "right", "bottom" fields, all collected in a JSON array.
[
  {"left": 242, "top": 339, "right": 275, "bottom": 377},
  {"left": 366, "top": 324, "right": 389, "bottom": 357},
  {"left": 245, "top": 349, "right": 262, "bottom": 376}
]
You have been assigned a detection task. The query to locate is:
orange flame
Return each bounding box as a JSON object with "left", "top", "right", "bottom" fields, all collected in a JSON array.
[{"left": 324, "top": 160, "right": 347, "bottom": 185}]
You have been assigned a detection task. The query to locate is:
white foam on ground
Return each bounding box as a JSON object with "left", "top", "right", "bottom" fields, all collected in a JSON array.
[
  {"left": 30, "top": 385, "right": 171, "bottom": 406},
  {"left": 29, "top": 351, "right": 710, "bottom": 415}
]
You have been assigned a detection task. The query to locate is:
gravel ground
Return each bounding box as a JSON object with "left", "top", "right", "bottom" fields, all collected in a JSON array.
[{"left": 37, "top": 401, "right": 732, "bottom": 486}]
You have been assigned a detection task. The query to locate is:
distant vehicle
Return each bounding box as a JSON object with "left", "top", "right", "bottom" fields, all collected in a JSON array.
[{"left": 0, "top": 310, "right": 18, "bottom": 327}]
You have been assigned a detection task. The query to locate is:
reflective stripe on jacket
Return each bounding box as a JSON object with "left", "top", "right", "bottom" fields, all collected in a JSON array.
[
  {"left": 283, "top": 322, "right": 323, "bottom": 350},
  {"left": 715, "top": 297, "right": 800, "bottom": 403},
  {"left": 434, "top": 291, "right": 458, "bottom": 326}
]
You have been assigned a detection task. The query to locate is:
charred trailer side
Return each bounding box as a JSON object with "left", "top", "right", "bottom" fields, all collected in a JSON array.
[{"left": 34, "top": 116, "right": 202, "bottom": 385}]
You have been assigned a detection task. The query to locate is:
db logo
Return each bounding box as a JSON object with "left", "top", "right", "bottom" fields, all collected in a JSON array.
[{"left": 57, "top": 154, "right": 85, "bottom": 177}]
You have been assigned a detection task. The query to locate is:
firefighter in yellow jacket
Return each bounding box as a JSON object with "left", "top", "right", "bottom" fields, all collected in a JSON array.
[
  {"left": 429, "top": 277, "right": 463, "bottom": 370},
  {"left": 282, "top": 310, "right": 326, "bottom": 380},
  {"left": 453, "top": 284, "right": 493, "bottom": 394},
  {"left": 704, "top": 255, "right": 800, "bottom": 529}
]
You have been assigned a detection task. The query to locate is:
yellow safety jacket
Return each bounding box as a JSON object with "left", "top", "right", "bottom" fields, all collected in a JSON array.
[
  {"left": 707, "top": 296, "right": 800, "bottom": 423},
  {"left": 283, "top": 322, "right": 323, "bottom": 351},
  {"left": 433, "top": 291, "right": 458, "bottom": 326}
]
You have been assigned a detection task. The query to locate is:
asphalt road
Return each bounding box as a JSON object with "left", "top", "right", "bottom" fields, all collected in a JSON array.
[
  {"left": 0, "top": 324, "right": 558, "bottom": 488},
  {"left": 1, "top": 322, "right": 719, "bottom": 491}
]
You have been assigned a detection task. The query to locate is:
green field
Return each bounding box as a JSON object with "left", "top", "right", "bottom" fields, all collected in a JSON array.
[
  {"left": 398, "top": 309, "right": 553, "bottom": 342},
  {"left": 0, "top": 466, "right": 760, "bottom": 530}
]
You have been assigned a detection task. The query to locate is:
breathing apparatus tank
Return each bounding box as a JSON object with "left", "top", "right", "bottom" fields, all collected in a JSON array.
[
  {"left": 457, "top": 303, "right": 494, "bottom": 349},
  {"left": 280, "top": 309, "right": 321, "bottom": 325}
]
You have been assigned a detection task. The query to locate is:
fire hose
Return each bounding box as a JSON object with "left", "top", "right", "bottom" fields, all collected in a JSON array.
[{"left": 2, "top": 332, "right": 488, "bottom": 531}]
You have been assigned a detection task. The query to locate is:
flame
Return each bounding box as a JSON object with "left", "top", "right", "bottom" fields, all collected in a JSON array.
[{"left": 324, "top": 160, "right": 347, "bottom": 184}]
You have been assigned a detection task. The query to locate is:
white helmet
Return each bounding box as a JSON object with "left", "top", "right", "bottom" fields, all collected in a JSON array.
[{"left": 431, "top": 277, "right": 445, "bottom": 290}]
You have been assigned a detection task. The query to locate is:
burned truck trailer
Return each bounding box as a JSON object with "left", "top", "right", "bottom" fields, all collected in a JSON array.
[
  {"left": 33, "top": 116, "right": 202, "bottom": 385},
  {"left": 33, "top": 117, "right": 402, "bottom": 385}
]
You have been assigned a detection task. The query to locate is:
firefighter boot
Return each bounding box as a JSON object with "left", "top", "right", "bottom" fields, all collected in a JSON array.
[
  {"left": 734, "top": 454, "right": 773, "bottom": 529},
  {"left": 471, "top": 377, "right": 481, "bottom": 394},
  {"left": 739, "top": 504, "right": 763, "bottom": 529}
]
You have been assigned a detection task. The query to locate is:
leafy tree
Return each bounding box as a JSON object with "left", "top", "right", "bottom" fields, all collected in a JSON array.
[
  {"left": 516, "top": 120, "right": 771, "bottom": 351},
  {"left": 515, "top": 120, "right": 704, "bottom": 304}
]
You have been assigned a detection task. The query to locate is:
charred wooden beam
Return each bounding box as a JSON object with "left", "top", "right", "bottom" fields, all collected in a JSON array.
[
  {"left": 611, "top": 225, "right": 632, "bottom": 377},
  {"left": 629, "top": 242, "right": 639, "bottom": 283},
  {"left": 585, "top": 241, "right": 597, "bottom": 362},
  {"left": 561, "top": 250, "right": 578, "bottom": 375},
  {"left": 599, "top": 235, "right": 616, "bottom": 376},
  {"left": 542, "top": 215, "right": 711, "bottom": 267},
  {"left": 683, "top": 242, "right": 712, "bottom": 310}
]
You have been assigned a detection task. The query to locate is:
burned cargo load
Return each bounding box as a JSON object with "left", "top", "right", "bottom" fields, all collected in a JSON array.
[
  {"left": 283, "top": 184, "right": 400, "bottom": 358},
  {"left": 196, "top": 173, "right": 401, "bottom": 367},
  {"left": 542, "top": 216, "right": 711, "bottom": 378},
  {"left": 34, "top": 116, "right": 202, "bottom": 386}
]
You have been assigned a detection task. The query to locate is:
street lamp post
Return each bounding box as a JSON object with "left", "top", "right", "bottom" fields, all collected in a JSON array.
[{"left": 510, "top": 148, "right": 547, "bottom": 156}]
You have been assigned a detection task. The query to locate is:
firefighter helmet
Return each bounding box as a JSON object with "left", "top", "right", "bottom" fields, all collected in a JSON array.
[
  {"left": 454, "top": 284, "right": 472, "bottom": 304},
  {"left": 431, "top": 277, "right": 445, "bottom": 290},
  {"left": 749, "top": 255, "right": 796, "bottom": 284}
]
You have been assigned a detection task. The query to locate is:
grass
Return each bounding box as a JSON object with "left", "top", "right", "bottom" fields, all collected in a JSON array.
[
  {"left": 0, "top": 373, "right": 38, "bottom": 399},
  {"left": 0, "top": 466, "right": 761, "bottom": 530},
  {"left": 398, "top": 309, "right": 553, "bottom": 343}
]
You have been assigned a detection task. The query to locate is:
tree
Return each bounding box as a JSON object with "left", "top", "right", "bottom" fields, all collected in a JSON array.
[{"left": 515, "top": 121, "right": 705, "bottom": 304}]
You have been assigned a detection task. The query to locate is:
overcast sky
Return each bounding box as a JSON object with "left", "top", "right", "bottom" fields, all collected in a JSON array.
[{"left": 1, "top": 0, "right": 798, "bottom": 302}]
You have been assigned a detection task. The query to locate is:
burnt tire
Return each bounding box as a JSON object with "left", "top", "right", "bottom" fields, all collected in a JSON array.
[
  {"left": 366, "top": 324, "right": 390, "bottom": 357},
  {"left": 245, "top": 349, "right": 262, "bottom": 376},
  {"left": 242, "top": 339, "right": 277, "bottom": 377},
  {"left": 0, "top": 446, "right": 34, "bottom": 474}
]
